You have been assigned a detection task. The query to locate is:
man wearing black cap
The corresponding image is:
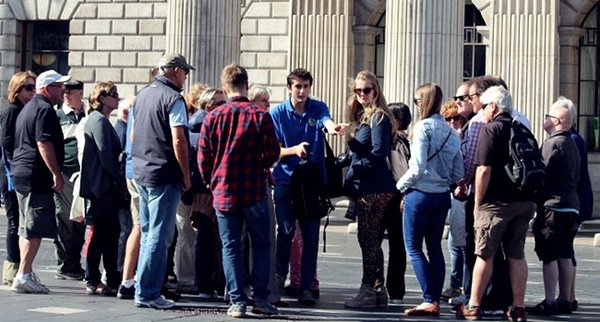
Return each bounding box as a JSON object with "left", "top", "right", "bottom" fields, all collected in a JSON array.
[
  {"left": 130, "top": 53, "right": 193, "bottom": 309},
  {"left": 53, "top": 79, "right": 86, "bottom": 281}
]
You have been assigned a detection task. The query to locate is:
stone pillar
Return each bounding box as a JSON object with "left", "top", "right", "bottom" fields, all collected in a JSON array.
[
  {"left": 288, "top": 0, "right": 353, "bottom": 152},
  {"left": 558, "top": 26, "right": 584, "bottom": 104},
  {"left": 353, "top": 25, "right": 381, "bottom": 74},
  {"left": 484, "top": 0, "right": 560, "bottom": 140},
  {"left": 383, "top": 0, "right": 464, "bottom": 110},
  {"left": 166, "top": 0, "right": 241, "bottom": 87}
]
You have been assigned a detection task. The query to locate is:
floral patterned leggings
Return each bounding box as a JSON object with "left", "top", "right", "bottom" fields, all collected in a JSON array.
[{"left": 356, "top": 192, "right": 395, "bottom": 288}]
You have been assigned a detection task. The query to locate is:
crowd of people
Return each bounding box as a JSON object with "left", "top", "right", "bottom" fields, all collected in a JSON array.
[{"left": 0, "top": 52, "right": 593, "bottom": 321}]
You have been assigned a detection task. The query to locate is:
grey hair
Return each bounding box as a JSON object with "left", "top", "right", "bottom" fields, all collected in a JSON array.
[
  {"left": 554, "top": 96, "right": 576, "bottom": 126},
  {"left": 248, "top": 84, "right": 271, "bottom": 101},
  {"left": 197, "top": 87, "right": 224, "bottom": 111},
  {"left": 480, "top": 85, "right": 513, "bottom": 114}
]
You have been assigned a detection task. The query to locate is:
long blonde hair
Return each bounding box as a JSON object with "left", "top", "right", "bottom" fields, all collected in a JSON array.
[{"left": 346, "top": 70, "right": 392, "bottom": 139}]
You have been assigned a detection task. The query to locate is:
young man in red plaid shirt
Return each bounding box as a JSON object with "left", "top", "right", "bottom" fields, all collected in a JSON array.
[{"left": 198, "top": 64, "right": 280, "bottom": 318}]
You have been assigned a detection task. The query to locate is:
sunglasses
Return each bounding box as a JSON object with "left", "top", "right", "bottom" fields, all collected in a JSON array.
[
  {"left": 23, "top": 84, "right": 36, "bottom": 92},
  {"left": 468, "top": 93, "right": 480, "bottom": 101},
  {"left": 106, "top": 92, "right": 119, "bottom": 99},
  {"left": 453, "top": 94, "right": 469, "bottom": 102},
  {"left": 445, "top": 115, "right": 462, "bottom": 122},
  {"left": 214, "top": 100, "right": 226, "bottom": 106},
  {"left": 545, "top": 114, "right": 561, "bottom": 123},
  {"left": 413, "top": 98, "right": 421, "bottom": 105},
  {"left": 354, "top": 87, "right": 374, "bottom": 95}
]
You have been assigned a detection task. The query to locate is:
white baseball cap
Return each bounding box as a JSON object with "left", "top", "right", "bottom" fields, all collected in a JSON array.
[{"left": 36, "top": 70, "right": 71, "bottom": 89}]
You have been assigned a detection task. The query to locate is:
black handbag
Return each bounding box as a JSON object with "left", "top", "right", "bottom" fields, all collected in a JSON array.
[{"left": 324, "top": 137, "right": 349, "bottom": 198}]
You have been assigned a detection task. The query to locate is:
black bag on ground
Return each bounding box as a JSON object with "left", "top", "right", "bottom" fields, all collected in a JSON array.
[
  {"left": 290, "top": 158, "right": 334, "bottom": 221},
  {"left": 504, "top": 118, "right": 545, "bottom": 198}
]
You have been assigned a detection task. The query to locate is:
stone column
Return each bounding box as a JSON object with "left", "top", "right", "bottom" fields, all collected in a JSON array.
[
  {"left": 288, "top": 0, "right": 353, "bottom": 152},
  {"left": 166, "top": 0, "right": 241, "bottom": 87},
  {"left": 558, "top": 26, "right": 584, "bottom": 104},
  {"left": 483, "top": 0, "right": 559, "bottom": 140},
  {"left": 383, "top": 0, "right": 464, "bottom": 109},
  {"left": 353, "top": 25, "right": 381, "bottom": 74}
]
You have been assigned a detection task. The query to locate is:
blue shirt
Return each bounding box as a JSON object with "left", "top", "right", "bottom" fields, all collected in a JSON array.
[
  {"left": 397, "top": 114, "right": 464, "bottom": 193},
  {"left": 270, "top": 97, "right": 332, "bottom": 185}
]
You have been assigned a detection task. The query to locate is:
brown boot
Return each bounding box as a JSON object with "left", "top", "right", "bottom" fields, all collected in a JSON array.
[
  {"left": 344, "top": 284, "right": 377, "bottom": 308},
  {"left": 2, "top": 260, "right": 19, "bottom": 286}
]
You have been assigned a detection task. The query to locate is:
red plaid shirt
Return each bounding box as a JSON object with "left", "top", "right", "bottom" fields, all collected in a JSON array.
[{"left": 198, "top": 96, "right": 280, "bottom": 211}]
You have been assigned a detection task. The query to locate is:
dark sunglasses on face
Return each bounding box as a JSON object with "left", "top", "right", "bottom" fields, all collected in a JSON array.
[
  {"left": 445, "top": 115, "right": 462, "bottom": 122},
  {"left": 107, "top": 92, "right": 119, "bottom": 99},
  {"left": 468, "top": 93, "right": 480, "bottom": 101},
  {"left": 453, "top": 94, "right": 469, "bottom": 102},
  {"left": 354, "top": 87, "right": 374, "bottom": 95},
  {"left": 23, "top": 84, "right": 36, "bottom": 92},
  {"left": 214, "top": 100, "right": 226, "bottom": 106}
]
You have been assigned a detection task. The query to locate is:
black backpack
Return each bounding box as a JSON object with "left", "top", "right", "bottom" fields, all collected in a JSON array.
[
  {"left": 504, "top": 119, "right": 545, "bottom": 197},
  {"left": 290, "top": 159, "right": 334, "bottom": 221}
]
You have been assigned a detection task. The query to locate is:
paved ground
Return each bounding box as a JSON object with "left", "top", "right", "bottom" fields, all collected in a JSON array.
[{"left": 1, "top": 206, "right": 599, "bottom": 321}]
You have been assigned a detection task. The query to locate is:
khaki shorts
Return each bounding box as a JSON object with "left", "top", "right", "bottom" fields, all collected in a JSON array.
[
  {"left": 17, "top": 191, "right": 57, "bottom": 239},
  {"left": 474, "top": 201, "right": 535, "bottom": 259},
  {"left": 127, "top": 179, "right": 140, "bottom": 224}
]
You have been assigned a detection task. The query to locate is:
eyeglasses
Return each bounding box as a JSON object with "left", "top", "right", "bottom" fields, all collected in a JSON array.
[
  {"left": 106, "top": 92, "right": 119, "bottom": 99},
  {"left": 413, "top": 98, "right": 421, "bottom": 105},
  {"left": 353, "top": 87, "right": 374, "bottom": 95},
  {"left": 453, "top": 94, "right": 469, "bottom": 102},
  {"left": 445, "top": 115, "right": 462, "bottom": 122},
  {"left": 468, "top": 93, "right": 480, "bottom": 101},
  {"left": 545, "top": 114, "right": 561, "bottom": 123}
]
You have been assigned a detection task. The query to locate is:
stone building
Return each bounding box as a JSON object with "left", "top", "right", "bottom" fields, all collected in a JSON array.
[{"left": 0, "top": 0, "right": 598, "bottom": 216}]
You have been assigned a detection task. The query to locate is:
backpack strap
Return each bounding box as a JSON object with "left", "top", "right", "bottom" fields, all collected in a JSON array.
[{"left": 427, "top": 129, "right": 452, "bottom": 161}]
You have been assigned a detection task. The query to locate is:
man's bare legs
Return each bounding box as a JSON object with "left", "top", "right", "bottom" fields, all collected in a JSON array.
[
  {"left": 542, "top": 259, "right": 573, "bottom": 303},
  {"left": 468, "top": 256, "right": 493, "bottom": 307},
  {"left": 122, "top": 224, "right": 141, "bottom": 281},
  {"left": 507, "top": 257, "right": 527, "bottom": 307},
  {"left": 17, "top": 236, "right": 42, "bottom": 274}
]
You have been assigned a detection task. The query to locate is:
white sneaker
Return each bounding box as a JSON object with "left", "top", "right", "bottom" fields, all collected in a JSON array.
[
  {"left": 12, "top": 273, "right": 50, "bottom": 294},
  {"left": 135, "top": 295, "right": 175, "bottom": 309},
  {"left": 448, "top": 294, "right": 468, "bottom": 305}
]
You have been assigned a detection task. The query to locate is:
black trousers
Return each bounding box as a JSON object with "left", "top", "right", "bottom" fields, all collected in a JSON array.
[
  {"left": 85, "top": 192, "right": 121, "bottom": 288},
  {"left": 195, "top": 213, "right": 225, "bottom": 294},
  {"left": 379, "top": 193, "right": 407, "bottom": 300},
  {"left": 0, "top": 170, "right": 19, "bottom": 263}
]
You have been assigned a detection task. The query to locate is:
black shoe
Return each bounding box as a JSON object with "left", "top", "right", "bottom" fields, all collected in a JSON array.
[
  {"left": 283, "top": 285, "right": 300, "bottom": 296},
  {"left": 556, "top": 299, "right": 572, "bottom": 314},
  {"left": 117, "top": 284, "right": 135, "bottom": 300},
  {"left": 507, "top": 306, "right": 527, "bottom": 322},
  {"left": 55, "top": 271, "right": 85, "bottom": 281},
  {"left": 161, "top": 286, "right": 181, "bottom": 302},
  {"left": 311, "top": 289, "right": 320, "bottom": 299},
  {"left": 298, "top": 289, "right": 316, "bottom": 305},
  {"left": 526, "top": 300, "right": 557, "bottom": 315},
  {"left": 571, "top": 300, "right": 578, "bottom": 312}
]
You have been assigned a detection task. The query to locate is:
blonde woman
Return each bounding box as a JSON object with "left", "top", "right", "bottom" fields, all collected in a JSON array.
[
  {"left": 0, "top": 71, "right": 37, "bottom": 285},
  {"left": 343, "top": 71, "right": 396, "bottom": 309}
]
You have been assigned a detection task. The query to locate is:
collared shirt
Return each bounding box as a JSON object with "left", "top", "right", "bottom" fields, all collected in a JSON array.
[
  {"left": 269, "top": 97, "right": 332, "bottom": 185},
  {"left": 461, "top": 109, "right": 486, "bottom": 186},
  {"left": 198, "top": 96, "right": 280, "bottom": 211},
  {"left": 397, "top": 114, "right": 464, "bottom": 193},
  {"left": 57, "top": 102, "right": 85, "bottom": 175}
]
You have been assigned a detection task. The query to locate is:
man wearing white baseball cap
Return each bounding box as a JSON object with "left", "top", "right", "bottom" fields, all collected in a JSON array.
[{"left": 10, "top": 69, "right": 70, "bottom": 294}]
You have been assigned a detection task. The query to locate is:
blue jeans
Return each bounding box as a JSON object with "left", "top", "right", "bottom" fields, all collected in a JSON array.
[
  {"left": 403, "top": 189, "right": 450, "bottom": 303},
  {"left": 448, "top": 233, "right": 468, "bottom": 291},
  {"left": 274, "top": 184, "right": 320, "bottom": 292},
  {"left": 135, "top": 183, "right": 181, "bottom": 302},
  {"left": 217, "top": 198, "right": 272, "bottom": 304}
]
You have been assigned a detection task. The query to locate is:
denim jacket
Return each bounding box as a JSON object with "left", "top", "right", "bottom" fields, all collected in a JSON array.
[{"left": 397, "top": 114, "right": 464, "bottom": 193}]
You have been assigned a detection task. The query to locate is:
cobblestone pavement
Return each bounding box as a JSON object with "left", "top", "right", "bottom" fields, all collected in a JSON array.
[{"left": 1, "top": 208, "right": 599, "bottom": 321}]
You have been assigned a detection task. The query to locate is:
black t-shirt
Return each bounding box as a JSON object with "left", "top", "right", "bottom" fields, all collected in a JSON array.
[
  {"left": 475, "top": 112, "right": 523, "bottom": 204},
  {"left": 11, "top": 94, "right": 64, "bottom": 193}
]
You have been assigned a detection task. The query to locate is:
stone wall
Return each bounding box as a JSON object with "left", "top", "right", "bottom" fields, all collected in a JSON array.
[
  {"left": 69, "top": 0, "right": 167, "bottom": 97},
  {"left": 241, "top": 0, "right": 290, "bottom": 103},
  {"left": 0, "top": 0, "right": 167, "bottom": 99}
]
